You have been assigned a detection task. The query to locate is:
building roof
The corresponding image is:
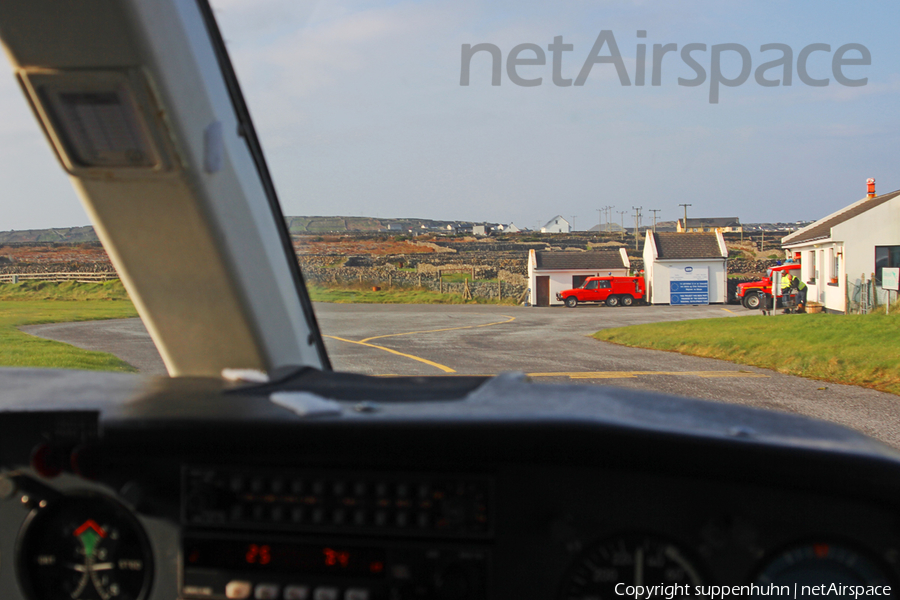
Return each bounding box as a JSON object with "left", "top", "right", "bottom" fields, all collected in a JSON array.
[
  {"left": 651, "top": 232, "right": 726, "bottom": 259},
  {"left": 535, "top": 250, "right": 626, "bottom": 270},
  {"left": 782, "top": 189, "right": 900, "bottom": 246},
  {"left": 678, "top": 217, "right": 740, "bottom": 228},
  {"left": 542, "top": 215, "right": 569, "bottom": 228}
]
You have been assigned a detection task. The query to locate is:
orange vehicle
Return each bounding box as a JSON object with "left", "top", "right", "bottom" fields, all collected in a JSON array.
[
  {"left": 736, "top": 263, "right": 800, "bottom": 309},
  {"left": 557, "top": 276, "right": 646, "bottom": 308}
]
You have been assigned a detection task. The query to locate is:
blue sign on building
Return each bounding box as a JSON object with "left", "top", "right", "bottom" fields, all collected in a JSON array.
[
  {"left": 670, "top": 280, "right": 709, "bottom": 305},
  {"left": 670, "top": 266, "right": 709, "bottom": 305}
]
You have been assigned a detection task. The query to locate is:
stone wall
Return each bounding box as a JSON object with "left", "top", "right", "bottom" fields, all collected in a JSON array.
[
  {"left": 301, "top": 265, "right": 528, "bottom": 301},
  {"left": 1, "top": 262, "right": 116, "bottom": 274}
]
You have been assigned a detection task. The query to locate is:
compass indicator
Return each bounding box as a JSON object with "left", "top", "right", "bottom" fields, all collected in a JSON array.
[{"left": 17, "top": 493, "right": 153, "bottom": 600}]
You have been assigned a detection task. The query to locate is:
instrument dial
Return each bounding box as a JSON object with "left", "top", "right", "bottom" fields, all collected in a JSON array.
[
  {"left": 755, "top": 542, "right": 894, "bottom": 588},
  {"left": 560, "top": 534, "right": 704, "bottom": 600},
  {"left": 17, "top": 493, "right": 153, "bottom": 600}
]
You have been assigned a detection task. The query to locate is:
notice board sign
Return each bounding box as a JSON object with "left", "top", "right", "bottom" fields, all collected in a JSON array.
[
  {"left": 883, "top": 268, "right": 900, "bottom": 291},
  {"left": 670, "top": 265, "right": 709, "bottom": 305}
]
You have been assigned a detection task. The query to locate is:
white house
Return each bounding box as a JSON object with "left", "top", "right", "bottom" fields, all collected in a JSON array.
[
  {"left": 643, "top": 232, "right": 728, "bottom": 304},
  {"left": 527, "top": 248, "right": 630, "bottom": 306},
  {"left": 540, "top": 215, "right": 570, "bottom": 234},
  {"left": 782, "top": 188, "right": 900, "bottom": 314},
  {"left": 506, "top": 223, "right": 521, "bottom": 233}
]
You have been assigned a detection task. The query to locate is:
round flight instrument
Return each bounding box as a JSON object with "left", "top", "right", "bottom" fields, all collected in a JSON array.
[
  {"left": 17, "top": 492, "right": 153, "bottom": 600},
  {"left": 560, "top": 534, "right": 704, "bottom": 600},
  {"left": 755, "top": 542, "right": 893, "bottom": 588}
]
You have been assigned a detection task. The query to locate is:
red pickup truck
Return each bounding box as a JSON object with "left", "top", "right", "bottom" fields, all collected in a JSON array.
[
  {"left": 557, "top": 276, "right": 646, "bottom": 308},
  {"left": 736, "top": 264, "right": 800, "bottom": 309}
]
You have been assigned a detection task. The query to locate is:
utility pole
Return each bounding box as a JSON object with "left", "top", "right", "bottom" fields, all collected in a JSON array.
[
  {"left": 571, "top": 215, "right": 577, "bottom": 233},
  {"left": 617, "top": 210, "right": 626, "bottom": 241},
  {"left": 632, "top": 207, "right": 642, "bottom": 251},
  {"left": 597, "top": 208, "right": 602, "bottom": 234},
  {"left": 679, "top": 203, "right": 692, "bottom": 232},
  {"left": 649, "top": 209, "right": 661, "bottom": 232}
]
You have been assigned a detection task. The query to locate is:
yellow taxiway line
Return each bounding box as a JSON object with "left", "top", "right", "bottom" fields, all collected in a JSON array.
[
  {"left": 326, "top": 313, "right": 517, "bottom": 374},
  {"left": 326, "top": 335, "right": 457, "bottom": 373},
  {"left": 327, "top": 314, "right": 767, "bottom": 380},
  {"left": 528, "top": 370, "right": 768, "bottom": 379}
]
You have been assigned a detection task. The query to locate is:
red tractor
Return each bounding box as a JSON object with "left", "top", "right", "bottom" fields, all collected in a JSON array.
[
  {"left": 735, "top": 264, "right": 800, "bottom": 309},
  {"left": 557, "top": 276, "right": 646, "bottom": 308}
]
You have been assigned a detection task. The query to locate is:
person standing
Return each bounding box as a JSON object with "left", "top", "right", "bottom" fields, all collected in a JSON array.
[
  {"left": 780, "top": 271, "right": 793, "bottom": 295},
  {"left": 792, "top": 275, "right": 808, "bottom": 309}
]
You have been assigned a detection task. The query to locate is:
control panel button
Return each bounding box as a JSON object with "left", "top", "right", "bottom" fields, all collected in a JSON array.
[
  {"left": 254, "top": 583, "right": 280, "bottom": 600},
  {"left": 313, "top": 587, "right": 340, "bottom": 600},
  {"left": 225, "top": 580, "right": 253, "bottom": 600},
  {"left": 284, "top": 585, "right": 311, "bottom": 600}
]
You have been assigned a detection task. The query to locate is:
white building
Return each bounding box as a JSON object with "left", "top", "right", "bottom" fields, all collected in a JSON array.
[
  {"left": 643, "top": 232, "right": 728, "bottom": 304},
  {"left": 527, "top": 248, "right": 630, "bottom": 306},
  {"left": 782, "top": 188, "right": 900, "bottom": 313},
  {"left": 540, "top": 215, "right": 570, "bottom": 234},
  {"left": 506, "top": 223, "right": 521, "bottom": 233}
]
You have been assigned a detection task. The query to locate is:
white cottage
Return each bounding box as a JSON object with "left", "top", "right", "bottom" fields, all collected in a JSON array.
[
  {"left": 782, "top": 188, "right": 900, "bottom": 313},
  {"left": 540, "top": 215, "right": 570, "bottom": 234},
  {"left": 643, "top": 232, "right": 728, "bottom": 304},
  {"left": 527, "top": 249, "right": 630, "bottom": 306}
]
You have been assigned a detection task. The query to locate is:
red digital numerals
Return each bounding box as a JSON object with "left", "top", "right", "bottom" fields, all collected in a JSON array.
[{"left": 245, "top": 544, "right": 271, "bottom": 565}]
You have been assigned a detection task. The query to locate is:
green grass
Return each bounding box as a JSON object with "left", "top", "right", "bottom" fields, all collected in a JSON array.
[
  {"left": 308, "top": 284, "right": 517, "bottom": 305},
  {"left": 594, "top": 309, "right": 900, "bottom": 395},
  {"left": 0, "top": 281, "right": 138, "bottom": 371}
]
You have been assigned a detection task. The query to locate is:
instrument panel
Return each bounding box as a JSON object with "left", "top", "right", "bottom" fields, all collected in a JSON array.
[
  {"left": 3, "top": 373, "right": 900, "bottom": 600},
  {"left": 5, "top": 462, "right": 900, "bottom": 600}
]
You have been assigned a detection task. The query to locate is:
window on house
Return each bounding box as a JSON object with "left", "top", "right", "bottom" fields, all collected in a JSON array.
[
  {"left": 809, "top": 251, "right": 817, "bottom": 282},
  {"left": 833, "top": 249, "right": 841, "bottom": 282},
  {"left": 875, "top": 246, "right": 900, "bottom": 286}
]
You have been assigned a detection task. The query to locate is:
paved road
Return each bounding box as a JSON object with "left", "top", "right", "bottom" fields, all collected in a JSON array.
[{"left": 22, "top": 303, "right": 900, "bottom": 448}]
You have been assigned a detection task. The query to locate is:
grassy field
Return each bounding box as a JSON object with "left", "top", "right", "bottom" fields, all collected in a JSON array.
[
  {"left": 307, "top": 284, "right": 517, "bottom": 305},
  {"left": 0, "top": 280, "right": 138, "bottom": 371},
  {"left": 594, "top": 308, "right": 900, "bottom": 395}
]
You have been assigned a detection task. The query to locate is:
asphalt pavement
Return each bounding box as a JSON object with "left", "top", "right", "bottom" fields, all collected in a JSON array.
[{"left": 21, "top": 302, "right": 900, "bottom": 448}]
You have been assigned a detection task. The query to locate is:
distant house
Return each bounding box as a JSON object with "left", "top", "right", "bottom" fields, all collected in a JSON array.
[
  {"left": 472, "top": 225, "right": 487, "bottom": 236},
  {"left": 643, "top": 232, "right": 728, "bottom": 304},
  {"left": 505, "top": 223, "right": 521, "bottom": 233},
  {"left": 782, "top": 188, "right": 900, "bottom": 314},
  {"left": 387, "top": 223, "right": 404, "bottom": 231},
  {"left": 527, "top": 248, "right": 630, "bottom": 306},
  {"left": 677, "top": 217, "right": 742, "bottom": 233},
  {"left": 540, "top": 215, "right": 570, "bottom": 234}
]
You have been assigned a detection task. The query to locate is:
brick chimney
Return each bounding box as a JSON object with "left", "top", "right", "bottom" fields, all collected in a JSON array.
[{"left": 867, "top": 178, "right": 876, "bottom": 198}]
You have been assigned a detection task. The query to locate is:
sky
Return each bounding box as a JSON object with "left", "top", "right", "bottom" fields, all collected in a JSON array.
[{"left": 1, "top": 0, "right": 900, "bottom": 231}]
